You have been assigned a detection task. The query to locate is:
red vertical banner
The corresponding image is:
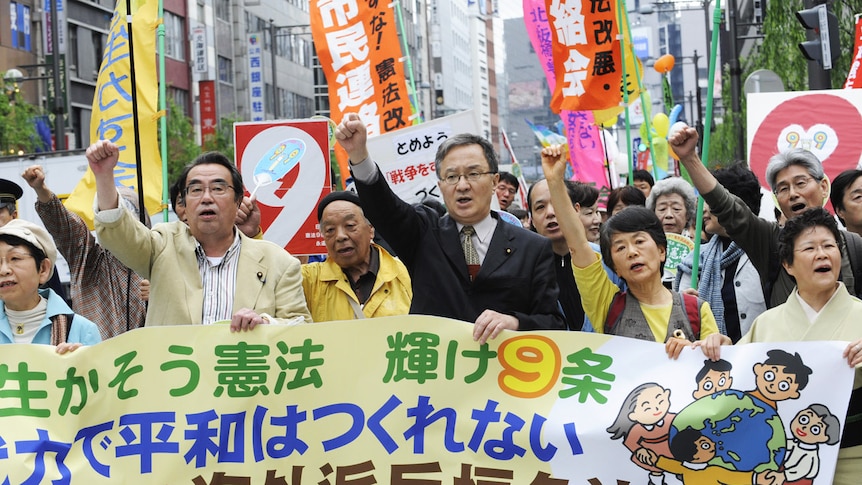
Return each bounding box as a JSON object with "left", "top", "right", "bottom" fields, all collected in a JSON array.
[
  {"left": 311, "top": 1, "right": 415, "bottom": 182},
  {"left": 199, "top": 80, "right": 217, "bottom": 144},
  {"left": 845, "top": 16, "right": 862, "bottom": 89}
]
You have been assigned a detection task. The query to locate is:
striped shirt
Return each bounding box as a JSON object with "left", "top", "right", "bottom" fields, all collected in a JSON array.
[{"left": 196, "top": 231, "right": 242, "bottom": 324}]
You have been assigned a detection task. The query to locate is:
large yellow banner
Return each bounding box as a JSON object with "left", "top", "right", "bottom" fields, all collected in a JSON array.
[
  {"left": 0, "top": 316, "right": 853, "bottom": 483},
  {"left": 65, "top": 0, "right": 162, "bottom": 228}
]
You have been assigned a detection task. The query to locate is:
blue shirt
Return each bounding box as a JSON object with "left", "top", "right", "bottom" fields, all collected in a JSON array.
[{"left": 0, "top": 288, "right": 102, "bottom": 345}]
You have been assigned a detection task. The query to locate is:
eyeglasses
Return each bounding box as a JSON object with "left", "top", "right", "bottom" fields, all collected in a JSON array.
[
  {"left": 794, "top": 240, "right": 840, "bottom": 254},
  {"left": 773, "top": 176, "right": 818, "bottom": 198},
  {"left": 184, "top": 182, "right": 235, "bottom": 199},
  {"left": 0, "top": 252, "right": 35, "bottom": 269},
  {"left": 440, "top": 171, "right": 495, "bottom": 185}
]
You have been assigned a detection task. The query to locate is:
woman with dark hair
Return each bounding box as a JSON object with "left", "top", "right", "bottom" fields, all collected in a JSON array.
[
  {"left": 607, "top": 185, "right": 647, "bottom": 216},
  {"left": 706, "top": 207, "right": 862, "bottom": 484},
  {"left": 541, "top": 144, "right": 724, "bottom": 357}
]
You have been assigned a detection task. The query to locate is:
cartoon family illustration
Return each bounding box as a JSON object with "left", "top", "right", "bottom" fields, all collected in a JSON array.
[{"left": 607, "top": 350, "right": 840, "bottom": 485}]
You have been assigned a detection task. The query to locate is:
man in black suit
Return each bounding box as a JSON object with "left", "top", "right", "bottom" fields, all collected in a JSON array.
[{"left": 335, "top": 114, "right": 564, "bottom": 343}]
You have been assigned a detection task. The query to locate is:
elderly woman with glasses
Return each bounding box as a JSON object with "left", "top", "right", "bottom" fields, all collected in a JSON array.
[
  {"left": 0, "top": 219, "right": 100, "bottom": 351},
  {"left": 702, "top": 207, "right": 862, "bottom": 484}
]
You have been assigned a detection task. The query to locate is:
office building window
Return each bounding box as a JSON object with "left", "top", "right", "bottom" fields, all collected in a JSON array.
[
  {"left": 218, "top": 56, "right": 233, "bottom": 84},
  {"left": 216, "top": 0, "right": 230, "bottom": 21},
  {"left": 164, "top": 12, "right": 185, "bottom": 60}
]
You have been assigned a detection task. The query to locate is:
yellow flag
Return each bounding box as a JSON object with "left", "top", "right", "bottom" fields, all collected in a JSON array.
[{"left": 65, "top": 0, "right": 162, "bottom": 228}]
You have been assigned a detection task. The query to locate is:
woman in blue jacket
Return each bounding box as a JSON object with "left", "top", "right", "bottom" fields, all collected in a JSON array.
[{"left": 0, "top": 219, "right": 100, "bottom": 352}]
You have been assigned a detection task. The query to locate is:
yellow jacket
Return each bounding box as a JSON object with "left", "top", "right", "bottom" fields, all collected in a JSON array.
[{"left": 301, "top": 244, "right": 412, "bottom": 322}]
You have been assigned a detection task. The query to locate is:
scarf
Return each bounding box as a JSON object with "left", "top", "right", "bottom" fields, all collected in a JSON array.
[{"left": 675, "top": 237, "right": 744, "bottom": 335}]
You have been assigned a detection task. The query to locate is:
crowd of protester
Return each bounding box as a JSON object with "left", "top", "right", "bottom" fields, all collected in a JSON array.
[{"left": 2, "top": 117, "right": 861, "bottom": 481}]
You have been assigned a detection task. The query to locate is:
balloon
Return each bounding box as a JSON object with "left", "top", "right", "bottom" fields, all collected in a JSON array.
[
  {"left": 639, "top": 122, "right": 651, "bottom": 143},
  {"left": 653, "top": 113, "right": 670, "bottom": 138},
  {"left": 668, "top": 104, "right": 683, "bottom": 127},
  {"left": 654, "top": 54, "right": 676, "bottom": 74},
  {"left": 597, "top": 115, "right": 618, "bottom": 129},
  {"left": 614, "top": 152, "right": 630, "bottom": 177}
]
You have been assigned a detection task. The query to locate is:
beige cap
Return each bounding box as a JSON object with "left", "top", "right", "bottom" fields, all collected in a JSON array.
[{"left": 0, "top": 219, "right": 57, "bottom": 275}]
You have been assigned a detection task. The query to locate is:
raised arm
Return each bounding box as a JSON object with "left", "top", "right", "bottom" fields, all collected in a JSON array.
[
  {"left": 86, "top": 140, "right": 121, "bottom": 211},
  {"left": 540, "top": 145, "right": 595, "bottom": 268},
  {"left": 335, "top": 112, "right": 370, "bottom": 163},
  {"left": 668, "top": 126, "right": 717, "bottom": 194}
]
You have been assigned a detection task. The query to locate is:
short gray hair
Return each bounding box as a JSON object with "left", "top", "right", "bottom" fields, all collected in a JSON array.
[
  {"left": 645, "top": 177, "right": 696, "bottom": 224},
  {"left": 764, "top": 149, "right": 825, "bottom": 191}
]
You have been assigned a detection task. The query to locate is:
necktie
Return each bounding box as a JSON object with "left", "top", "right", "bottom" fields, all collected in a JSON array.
[{"left": 461, "top": 225, "right": 480, "bottom": 265}]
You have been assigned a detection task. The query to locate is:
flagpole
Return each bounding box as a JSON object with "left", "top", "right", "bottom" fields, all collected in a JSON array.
[
  {"left": 393, "top": 0, "right": 420, "bottom": 124},
  {"left": 600, "top": 128, "right": 613, "bottom": 187},
  {"left": 616, "top": 0, "right": 634, "bottom": 185},
  {"left": 157, "top": 0, "right": 168, "bottom": 222},
  {"left": 619, "top": 2, "right": 658, "bottom": 182},
  {"left": 125, "top": 0, "right": 147, "bottom": 225},
  {"left": 690, "top": 0, "right": 722, "bottom": 288}
]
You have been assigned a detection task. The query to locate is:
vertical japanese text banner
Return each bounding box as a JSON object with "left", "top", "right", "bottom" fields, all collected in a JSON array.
[
  {"left": 65, "top": 0, "right": 162, "bottom": 228},
  {"left": 524, "top": 0, "right": 610, "bottom": 191},
  {"left": 545, "top": 0, "right": 638, "bottom": 116},
  {"left": 311, "top": 0, "right": 415, "bottom": 184}
]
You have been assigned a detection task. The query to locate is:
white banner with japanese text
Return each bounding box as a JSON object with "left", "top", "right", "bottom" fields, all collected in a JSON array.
[{"left": 354, "top": 110, "right": 479, "bottom": 205}]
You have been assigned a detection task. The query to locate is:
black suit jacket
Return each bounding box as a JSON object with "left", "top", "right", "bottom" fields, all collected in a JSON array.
[{"left": 355, "top": 169, "right": 564, "bottom": 330}]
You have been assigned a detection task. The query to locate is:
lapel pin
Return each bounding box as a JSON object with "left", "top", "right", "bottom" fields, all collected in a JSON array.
[{"left": 257, "top": 272, "right": 266, "bottom": 283}]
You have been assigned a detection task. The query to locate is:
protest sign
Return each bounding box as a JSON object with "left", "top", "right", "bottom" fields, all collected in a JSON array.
[{"left": 0, "top": 316, "right": 853, "bottom": 483}]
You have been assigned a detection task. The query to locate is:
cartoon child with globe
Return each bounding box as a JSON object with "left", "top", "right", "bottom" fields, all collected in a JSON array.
[
  {"left": 637, "top": 426, "right": 780, "bottom": 485},
  {"left": 781, "top": 404, "right": 840, "bottom": 485},
  {"left": 606, "top": 383, "right": 676, "bottom": 485},
  {"left": 667, "top": 350, "right": 814, "bottom": 473},
  {"left": 747, "top": 350, "right": 813, "bottom": 410},
  {"left": 693, "top": 359, "right": 734, "bottom": 399}
]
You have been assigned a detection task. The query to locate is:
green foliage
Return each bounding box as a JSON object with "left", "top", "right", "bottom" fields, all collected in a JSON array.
[
  {"left": 707, "top": 0, "right": 862, "bottom": 164},
  {"left": 162, "top": 97, "right": 239, "bottom": 184},
  {"left": 164, "top": 97, "right": 200, "bottom": 183},
  {"left": 0, "top": 84, "right": 41, "bottom": 155},
  {"left": 204, "top": 113, "right": 238, "bottom": 161}
]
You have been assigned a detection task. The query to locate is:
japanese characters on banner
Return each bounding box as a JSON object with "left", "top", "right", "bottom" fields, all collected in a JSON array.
[
  {"left": 523, "top": 0, "right": 610, "bottom": 192},
  {"left": 310, "top": 0, "right": 415, "bottom": 183},
  {"left": 199, "top": 80, "right": 217, "bottom": 143},
  {"left": 235, "top": 119, "right": 331, "bottom": 255},
  {"left": 359, "top": 110, "right": 478, "bottom": 205},
  {"left": 0, "top": 317, "right": 852, "bottom": 483},
  {"left": 747, "top": 90, "right": 862, "bottom": 198},
  {"left": 247, "top": 33, "right": 264, "bottom": 122},
  {"left": 543, "top": 0, "right": 638, "bottom": 115},
  {"left": 64, "top": 0, "right": 162, "bottom": 229},
  {"left": 845, "top": 15, "right": 862, "bottom": 89}
]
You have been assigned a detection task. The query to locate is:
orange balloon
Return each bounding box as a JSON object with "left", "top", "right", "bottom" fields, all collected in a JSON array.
[{"left": 653, "top": 54, "right": 676, "bottom": 74}]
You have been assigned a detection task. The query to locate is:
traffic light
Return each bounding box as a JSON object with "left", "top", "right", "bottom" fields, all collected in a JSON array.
[{"left": 796, "top": 4, "right": 840, "bottom": 70}]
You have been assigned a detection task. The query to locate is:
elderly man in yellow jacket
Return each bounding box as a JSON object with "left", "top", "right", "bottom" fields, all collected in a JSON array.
[{"left": 302, "top": 191, "right": 411, "bottom": 321}]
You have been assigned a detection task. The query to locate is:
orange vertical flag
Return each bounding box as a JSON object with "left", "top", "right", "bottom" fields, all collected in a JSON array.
[
  {"left": 311, "top": 1, "right": 415, "bottom": 182},
  {"left": 545, "top": 0, "right": 640, "bottom": 114}
]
